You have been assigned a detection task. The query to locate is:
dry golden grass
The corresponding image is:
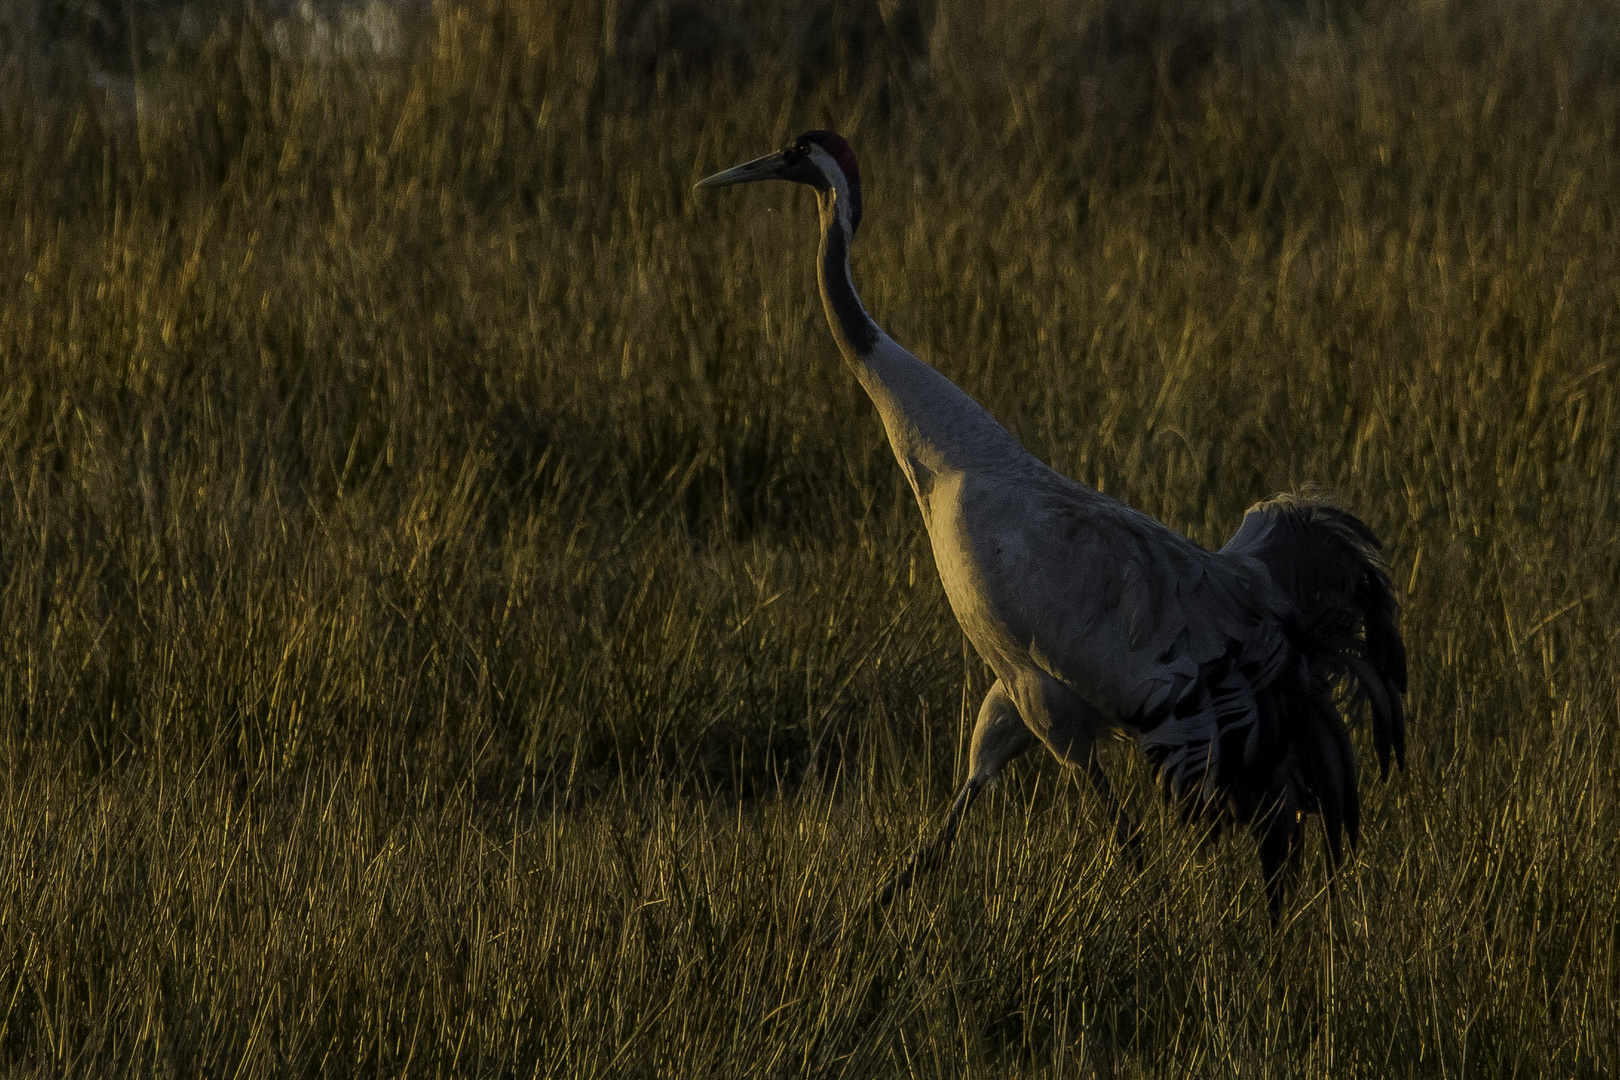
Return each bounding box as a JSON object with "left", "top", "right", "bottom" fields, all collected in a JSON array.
[{"left": 0, "top": 0, "right": 1617, "bottom": 1074}]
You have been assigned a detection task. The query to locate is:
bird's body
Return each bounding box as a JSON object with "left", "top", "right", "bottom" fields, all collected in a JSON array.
[{"left": 697, "top": 132, "right": 1406, "bottom": 919}]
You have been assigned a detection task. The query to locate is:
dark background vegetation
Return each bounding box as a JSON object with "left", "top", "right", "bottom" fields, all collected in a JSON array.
[{"left": 0, "top": 0, "right": 1617, "bottom": 1074}]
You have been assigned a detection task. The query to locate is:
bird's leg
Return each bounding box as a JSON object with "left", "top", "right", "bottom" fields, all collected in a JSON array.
[
  {"left": 1256, "top": 804, "right": 1305, "bottom": 926},
  {"left": 810, "top": 682, "right": 1030, "bottom": 948},
  {"left": 809, "top": 779, "right": 980, "bottom": 948},
  {"left": 1085, "top": 749, "right": 1144, "bottom": 871},
  {"left": 869, "top": 679, "right": 1034, "bottom": 909},
  {"left": 874, "top": 778, "right": 983, "bottom": 905}
]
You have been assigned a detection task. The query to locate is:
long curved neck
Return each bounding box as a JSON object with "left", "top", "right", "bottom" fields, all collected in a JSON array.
[
  {"left": 816, "top": 196, "right": 879, "bottom": 357},
  {"left": 814, "top": 191, "right": 1031, "bottom": 501}
]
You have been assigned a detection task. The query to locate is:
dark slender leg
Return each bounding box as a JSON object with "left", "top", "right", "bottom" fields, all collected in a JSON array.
[
  {"left": 874, "top": 676, "right": 1031, "bottom": 906},
  {"left": 806, "top": 778, "right": 986, "bottom": 948},
  {"left": 875, "top": 778, "right": 984, "bottom": 906},
  {"left": 812, "top": 680, "right": 1031, "bottom": 947},
  {"left": 1256, "top": 808, "right": 1304, "bottom": 926},
  {"left": 1086, "top": 750, "right": 1144, "bottom": 870}
]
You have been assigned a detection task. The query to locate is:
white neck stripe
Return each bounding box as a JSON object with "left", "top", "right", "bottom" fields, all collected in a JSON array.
[{"left": 808, "top": 144, "right": 855, "bottom": 237}]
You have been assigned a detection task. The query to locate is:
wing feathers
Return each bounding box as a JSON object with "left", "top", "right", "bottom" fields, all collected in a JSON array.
[
  {"left": 1133, "top": 493, "right": 1404, "bottom": 901},
  {"left": 1020, "top": 483, "right": 1404, "bottom": 914}
]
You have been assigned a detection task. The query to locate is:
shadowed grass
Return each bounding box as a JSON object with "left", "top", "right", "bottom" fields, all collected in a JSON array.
[{"left": 1, "top": 0, "right": 1618, "bottom": 1074}]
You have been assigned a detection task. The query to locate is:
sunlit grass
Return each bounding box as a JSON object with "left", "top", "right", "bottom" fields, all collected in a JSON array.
[{"left": 0, "top": 0, "right": 1617, "bottom": 1074}]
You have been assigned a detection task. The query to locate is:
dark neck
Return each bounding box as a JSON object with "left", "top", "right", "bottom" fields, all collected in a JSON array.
[
  {"left": 809, "top": 187, "right": 1035, "bottom": 487},
  {"left": 816, "top": 197, "right": 877, "bottom": 356}
]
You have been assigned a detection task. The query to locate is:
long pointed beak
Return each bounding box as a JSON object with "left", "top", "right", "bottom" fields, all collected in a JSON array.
[{"left": 694, "top": 150, "right": 788, "bottom": 190}]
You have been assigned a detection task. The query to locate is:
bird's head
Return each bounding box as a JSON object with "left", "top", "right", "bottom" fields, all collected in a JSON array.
[{"left": 695, "top": 130, "right": 863, "bottom": 238}]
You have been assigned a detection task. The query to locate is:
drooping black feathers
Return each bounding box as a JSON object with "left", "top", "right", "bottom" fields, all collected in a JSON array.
[
  {"left": 1142, "top": 494, "right": 1408, "bottom": 919},
  {"left": 1223, "top": 494, "right": 1408, "bottom": 778}
]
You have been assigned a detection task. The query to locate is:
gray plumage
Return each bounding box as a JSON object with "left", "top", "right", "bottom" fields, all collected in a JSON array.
[{"left": 696, "top": 132, "right": 1408, "bottom": 921}]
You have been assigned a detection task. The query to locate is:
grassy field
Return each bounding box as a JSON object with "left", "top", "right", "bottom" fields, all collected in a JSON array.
[{"left": 1, "top": 0, "right": 1618, "bottom": 1074}]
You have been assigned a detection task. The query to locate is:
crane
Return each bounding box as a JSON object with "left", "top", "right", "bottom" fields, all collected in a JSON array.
[{"left": 695, "top": 131, "right": 1407, "bottom": 921}]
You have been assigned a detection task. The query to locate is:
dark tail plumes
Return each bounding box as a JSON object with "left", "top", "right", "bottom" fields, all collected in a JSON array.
[
  {"left": 1224, "top": 495, "right": 1407, "bottom": 776},
  {"left": 1217, "top": 494, "right": 1408, "bottom": 919}
]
